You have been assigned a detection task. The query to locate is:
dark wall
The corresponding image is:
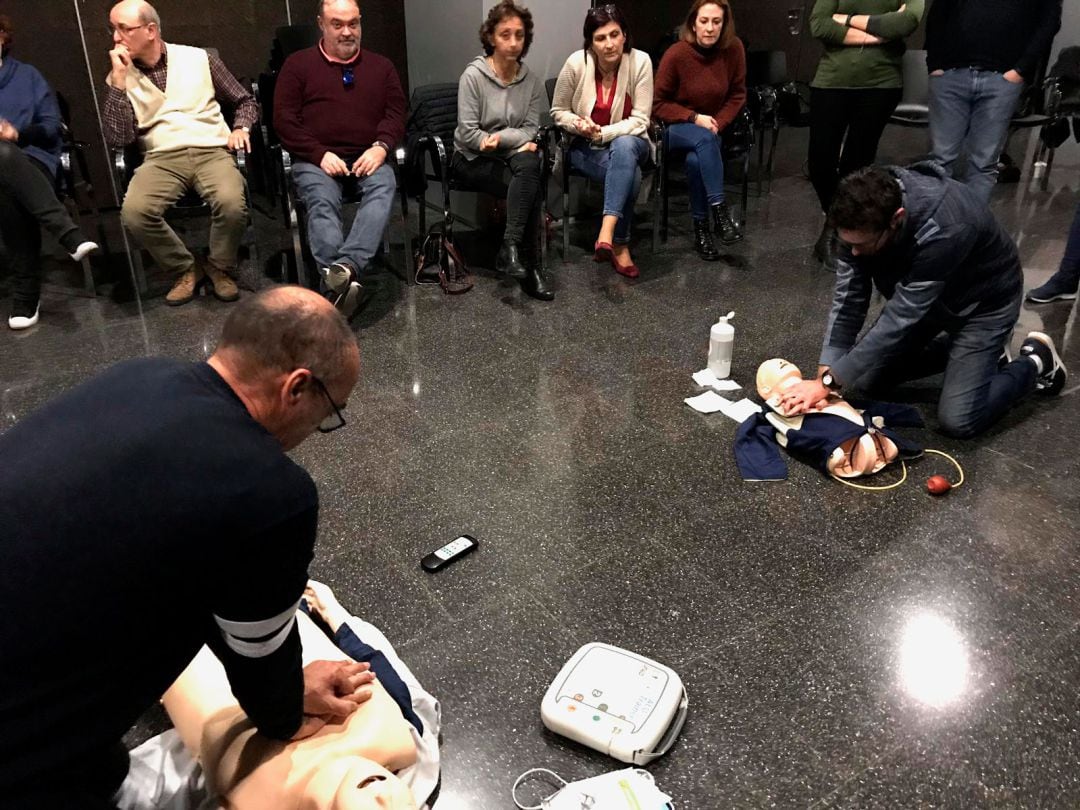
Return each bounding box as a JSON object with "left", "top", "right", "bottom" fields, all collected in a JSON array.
[{"left": 0, "top": 0, "right": 408, "bottom": 207}]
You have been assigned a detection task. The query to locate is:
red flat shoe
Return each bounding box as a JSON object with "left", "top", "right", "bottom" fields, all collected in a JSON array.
[
  {"left": 614, "top": 259, "right": 640, "bottom": 279},
  {"left": 594, "top": 241, "right": 614, "bottom": 263}
]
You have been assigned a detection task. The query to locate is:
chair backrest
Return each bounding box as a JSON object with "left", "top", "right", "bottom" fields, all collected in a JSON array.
[
  {"left": 406, "top": 83, "right": 459, "bottom": 147},
  {"left": 271, "top": 24, "right": 320, "bottom": 72},
  {"left": 894, "top": 49, "right": 929, "bottom": 117},
  {"left": 746, "top": 50, "right": 787, "bottom": 88}
]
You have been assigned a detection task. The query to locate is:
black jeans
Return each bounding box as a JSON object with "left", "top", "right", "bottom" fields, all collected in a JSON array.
[
  {"left": 0, "top": 141, "right": 74, "bottom": 305},
  {"left": 808, "top": 87, "right": 903, "bottom": 214},
  {"left": 451, "top": 150, "right": 542, "bottom": 248}
]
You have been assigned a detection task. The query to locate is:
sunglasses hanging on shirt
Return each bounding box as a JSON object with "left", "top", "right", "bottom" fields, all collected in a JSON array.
[{"left": 342, "top": 66, "right": 355, "bottom": 88}]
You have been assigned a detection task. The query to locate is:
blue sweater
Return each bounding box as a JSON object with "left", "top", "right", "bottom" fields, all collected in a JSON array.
[{"left": 0, "top": 56, "right": 62, "bottom": 178}]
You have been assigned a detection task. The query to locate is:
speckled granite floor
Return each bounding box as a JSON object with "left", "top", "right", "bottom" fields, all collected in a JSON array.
[{"left": 2, "top": 127, "right": 1078, "bottom": 809}]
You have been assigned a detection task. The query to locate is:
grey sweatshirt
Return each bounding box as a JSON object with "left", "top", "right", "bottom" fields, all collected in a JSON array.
[{"left": 453, "top": 54, "right": 546, "bottom": 160}]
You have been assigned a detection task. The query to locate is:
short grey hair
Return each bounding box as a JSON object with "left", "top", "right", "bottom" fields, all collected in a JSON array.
[
  {"left": 316, "top": 0, "right": 360, "bottom": 18},
  {"left": 137, "top": 2, "right": 162, "bottom": 30}
]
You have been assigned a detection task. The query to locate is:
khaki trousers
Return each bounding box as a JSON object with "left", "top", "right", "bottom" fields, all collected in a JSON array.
[{"left": 120, "top": 146, "right": 247, "bottom": 277}]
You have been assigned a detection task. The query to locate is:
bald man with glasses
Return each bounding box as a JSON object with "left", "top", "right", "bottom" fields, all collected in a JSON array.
[
  {"left": 102, "top": 0, "right": 259, "bottom": 307},
  {"left": 0, "top": 287, "right": 370, "bottom": 809}
]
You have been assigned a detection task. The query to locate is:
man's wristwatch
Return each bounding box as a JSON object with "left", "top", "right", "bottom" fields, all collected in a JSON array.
[
  {"left": 821, "top": 370, "right": 841, "bottom": 391},
  {"left": 373, "top": 140, "right": 390, "bottom": 154}
]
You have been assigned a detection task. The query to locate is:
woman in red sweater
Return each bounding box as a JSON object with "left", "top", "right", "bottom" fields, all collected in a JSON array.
[{"left": 653, "top": 0, "right": 746, "bottom": 261}]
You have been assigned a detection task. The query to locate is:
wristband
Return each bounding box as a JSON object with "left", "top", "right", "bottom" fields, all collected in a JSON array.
[{"left": 688, "top": 112, "right": 697, "bottom": 123}]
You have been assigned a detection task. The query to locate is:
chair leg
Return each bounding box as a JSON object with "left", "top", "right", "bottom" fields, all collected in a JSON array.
[
  {"left": 562, "top": 185, "right": 570, "bottom": 260},
  {"left": 399, "top": 181, "right": 412, "bottom": 282},
  {"left": 766, "top": 125, "right": 779, "bottom": 193},
  {"left": 740, "top": 152, "right": 750, "bottom": 224},
  {"left": 660, "top": 164, "right": 669, "bottom": 244}
]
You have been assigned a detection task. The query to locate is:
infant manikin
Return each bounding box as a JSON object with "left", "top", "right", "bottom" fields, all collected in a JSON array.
[{"left": 743, "top": 358, "right": 921, "bottom": 480}]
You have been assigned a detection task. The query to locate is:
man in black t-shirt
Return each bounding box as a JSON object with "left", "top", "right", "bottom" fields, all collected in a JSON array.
[
  {"left": 0, "top": 286, "right": 372, "bottom": 809},
  {"left": 925, "top": 0, "right": 1062, "bottom": 204}
]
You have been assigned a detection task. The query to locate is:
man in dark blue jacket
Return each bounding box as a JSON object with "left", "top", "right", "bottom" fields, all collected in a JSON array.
[
  {"left": 0, "top": 287, "right": 374, "bottom": 809},
  {"left": 0, "top": 14, "right": 97, "bottom": 329},
  {"left": 925, "top": 0, "right": 1062, "bottom": 203},
  {"left": 780, "top": 163, "right": 1066, "bottom": 438}
]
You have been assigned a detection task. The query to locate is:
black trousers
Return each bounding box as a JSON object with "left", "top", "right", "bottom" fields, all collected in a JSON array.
[
  {"left": 808, "top": 87, "right": 903, "bottom": 214},
  {"left": 451, "top": 150, "right": 542, "bottom": 248},
  {"left": 0, "top": 142, "right": 73, "bottom": 305}
]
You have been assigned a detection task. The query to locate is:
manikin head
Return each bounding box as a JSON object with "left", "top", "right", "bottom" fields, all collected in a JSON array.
[
  {"left": 306, "top": 757, "right": 417, "bottom": 810},
  {"left": 208, "top": 286, "right": 360, "bottom": 452},
  {"left": 318, "top": 0, "right": 362, "bottom": 62},
  {"left": 756, "top": 358, "right": 803, "bottom": 403},
  {"left": 109, "top": 0, "right": 163, "bottom": 65}
]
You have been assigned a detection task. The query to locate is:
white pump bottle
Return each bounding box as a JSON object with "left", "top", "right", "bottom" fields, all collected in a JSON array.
[{"left": 708, "top": 311, "right": 735, "bottom": 379}]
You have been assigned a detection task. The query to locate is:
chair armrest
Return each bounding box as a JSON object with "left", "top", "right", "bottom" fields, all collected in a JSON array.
[{"left": 112, "top": 148, "right": 129, "bottom": 195}]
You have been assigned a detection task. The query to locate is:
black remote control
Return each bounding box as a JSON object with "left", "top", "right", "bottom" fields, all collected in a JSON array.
[{"left": 421, "top": 534, "right": 479, "bottom": 572}]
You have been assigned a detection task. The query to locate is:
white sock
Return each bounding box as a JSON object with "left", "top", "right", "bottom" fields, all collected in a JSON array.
[{"left": 1028, "top": 353, "right": 1045, "bottom": 375}]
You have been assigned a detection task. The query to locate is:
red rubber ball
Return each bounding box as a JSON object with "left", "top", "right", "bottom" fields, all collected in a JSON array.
[{"left": 926, "top": 475, "right": 952, "bottom": 495}]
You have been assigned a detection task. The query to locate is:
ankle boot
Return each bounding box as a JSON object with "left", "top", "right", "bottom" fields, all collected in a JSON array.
[
  {"left": 693, "top": 219, "right": 721, "bottom": 261},
  {"left": 522, "top": 262, "right": 554, "bottom": 300},
  {"left": 813, "top": 222, "right": 839, "bottom": 274},
  {"left": 496, "top": 242, "right": 527, "bottom": 279},
  {"left": 711, "top": 202, "right": 742, "bottom": 244}
]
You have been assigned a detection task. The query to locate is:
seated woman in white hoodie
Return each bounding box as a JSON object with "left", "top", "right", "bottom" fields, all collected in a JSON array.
[{"left": 551, "top": 4, "right": 653, "bottom": 279}]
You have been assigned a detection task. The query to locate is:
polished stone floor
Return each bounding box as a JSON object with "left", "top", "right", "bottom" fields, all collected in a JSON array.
[{"left": 2, "top": 127, "right": 1078, "bottom": 808}]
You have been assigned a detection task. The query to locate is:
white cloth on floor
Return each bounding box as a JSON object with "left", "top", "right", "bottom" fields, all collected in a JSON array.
[{"left": 113, "top": 729, "right": 212, "bottom": 810}]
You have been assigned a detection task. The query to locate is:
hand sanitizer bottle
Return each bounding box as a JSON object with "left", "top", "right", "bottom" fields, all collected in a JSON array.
[{"left": 708, "top": 312, "right": 735, "bottom": 379}]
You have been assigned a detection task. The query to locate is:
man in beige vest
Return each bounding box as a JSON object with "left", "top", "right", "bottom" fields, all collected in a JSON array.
[{"left": 103, "top": 0, "right": 258, "bottom": 305}]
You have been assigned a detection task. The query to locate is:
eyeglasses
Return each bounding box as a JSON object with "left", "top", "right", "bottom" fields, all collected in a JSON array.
[
  {"left": 311, "top": 375, "right": 347, "bottom": 433},
  {"left": 108, "top": 22, "right": 149, "bottom": 37},
  {"left": 587, "top": 4, "right": 618, "bottom": 17},
  {"left": 342, "top": 66, "right": 355, "bottom": 88}
]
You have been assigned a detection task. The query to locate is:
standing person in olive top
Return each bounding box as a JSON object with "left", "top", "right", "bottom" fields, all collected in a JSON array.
[
  {"left": 925, "top": 0, "right": 1062, "bottom": 205},
  {"left": 807, "top": 0, "right": 923, "bottom": 272},
  {"left": 453, "top": 0, "right": 552, "bottom": 301},
  {"left": 653, "top": 0, "right": 745, "bottom": 262},
  {"left": 551, "top": 4, "right": 653, "bottom": 279}
]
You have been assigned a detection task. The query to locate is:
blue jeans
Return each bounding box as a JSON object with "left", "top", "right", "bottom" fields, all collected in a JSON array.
[
  {"left": 664, "top": 123, "right": 724, "bottom": 220},
  {"left": 568, "top": 135, "right": 649, "bottom": 244},
  {"left": 850, "top": 285, "right": 1037, "bottom": 438},
  {"left": 928, "top": 68, "right": 1025, "bottom": 205},
  {"left": 1059, "top": 201, "right": 1080, "bottom": 284},
  {"left": 291, "top": 161, "right": 396, "bottom": 275}
]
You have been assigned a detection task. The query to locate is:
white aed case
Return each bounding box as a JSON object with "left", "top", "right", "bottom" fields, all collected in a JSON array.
[{"left": 540, "top": 643, "right": 688, "bottom": 766}]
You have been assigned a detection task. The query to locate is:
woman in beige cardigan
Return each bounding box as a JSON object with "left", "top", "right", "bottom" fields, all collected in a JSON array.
[{"left": 551, "top": 4, "right": 653, "bottom": 278}]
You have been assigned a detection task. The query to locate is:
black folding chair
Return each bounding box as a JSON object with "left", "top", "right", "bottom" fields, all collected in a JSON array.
[{"left": 405, "top": 82, "right": 551, "bottom": 274}]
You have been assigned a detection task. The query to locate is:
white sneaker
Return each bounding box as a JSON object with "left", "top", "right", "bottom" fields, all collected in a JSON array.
[
  {"left": 69, "top": 241, "right": 99, "bottom": 262},
  {"left": 8, "top": 302, "right": 40, "bottom": 330}
]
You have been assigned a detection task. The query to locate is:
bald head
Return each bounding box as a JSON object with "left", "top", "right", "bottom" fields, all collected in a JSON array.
[
  {"left": 111, "top": 0, "right": 160, "bottom": 28},
  {"left": 214, "top": 286, "right": 358, "bottom": 388}
]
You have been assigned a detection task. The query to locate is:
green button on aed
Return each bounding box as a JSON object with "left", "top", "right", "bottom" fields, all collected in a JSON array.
[{"left": 592, "top": 715, "right": 600, "bottom": 721}]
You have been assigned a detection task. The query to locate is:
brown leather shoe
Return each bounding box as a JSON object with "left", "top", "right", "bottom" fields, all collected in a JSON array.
[
  {"left": 165, "top": 267, "right": 203, "bottom": 306},
  {"left": 204, "top": 261, "right": 240, "bottom": 302}
]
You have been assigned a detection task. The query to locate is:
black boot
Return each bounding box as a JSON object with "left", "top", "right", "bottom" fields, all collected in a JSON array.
[
  {"left": 521, "top": 251, "right": 555, "bottom": 300},
  {"left": 693, "top": 218, "right": 721, "bottom": 261},
  {"left": 711, "top": 202, "right": 742, "bottom": 245},
  {"left": 496, "top": 242, "right": 527, "bottom": 279},
  {"left": 812, "top": 222, "right": 839, "bottom": 274}
]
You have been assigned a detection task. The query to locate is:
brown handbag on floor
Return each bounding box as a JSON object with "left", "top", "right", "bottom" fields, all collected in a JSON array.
[{"left": 414, "top": 222, "right": 473, "bottom": 294}]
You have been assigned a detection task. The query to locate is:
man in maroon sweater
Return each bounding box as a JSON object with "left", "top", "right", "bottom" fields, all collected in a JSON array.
[{"left": 274, "top": 0, "right": 406, "bottom": 315}]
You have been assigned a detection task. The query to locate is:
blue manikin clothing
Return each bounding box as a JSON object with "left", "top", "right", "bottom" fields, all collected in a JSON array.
[
  {"left": 299, "top": 601, "right": 425, "bottom": 735},
  {"left": 735, "top": 399, "right": 925, "bottom": 481}
]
